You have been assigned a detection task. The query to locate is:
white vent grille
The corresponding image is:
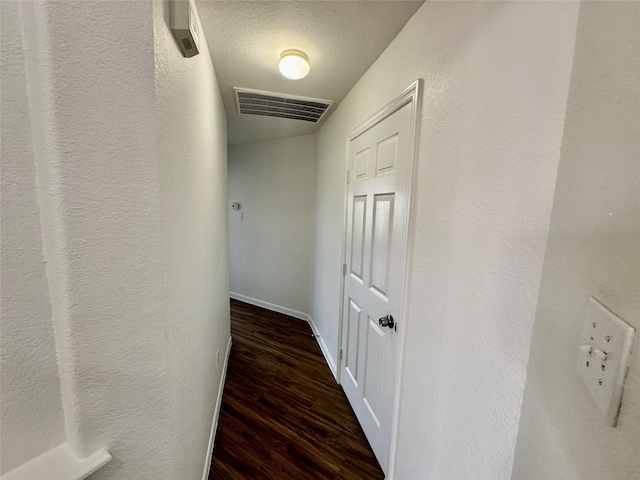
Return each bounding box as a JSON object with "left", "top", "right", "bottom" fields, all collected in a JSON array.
[{"left": 234, "top": 87, "right": 333, "bottom": 123}]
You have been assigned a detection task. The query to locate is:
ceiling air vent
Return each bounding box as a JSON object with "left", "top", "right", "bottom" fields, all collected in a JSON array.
[{"left": 234, "top": 87, "right": 334, "bottom": 123}]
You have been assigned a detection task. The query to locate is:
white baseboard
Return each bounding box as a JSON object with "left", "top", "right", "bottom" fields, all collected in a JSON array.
[
  {"left": 308, "top": 316, "right": 338, "bottom": 381},
  {"left": 201, "top": 335, "right": 232, "bottom": 480},
  {"left": 1, "top": 443, "right": 111, "bottom": 480},
  {"left": 229, "top": 292, "right": 310, "bottom": 322}
]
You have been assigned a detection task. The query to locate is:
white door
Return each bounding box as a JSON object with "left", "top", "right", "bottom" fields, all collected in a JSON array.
[{"left": 340, "top": 99, "right": 414, "bottom": 474}]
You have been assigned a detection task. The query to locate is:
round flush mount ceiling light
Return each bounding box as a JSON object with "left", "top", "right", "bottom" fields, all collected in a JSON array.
[{"left": 278, "top": 50, "right": 310, "bottom": 80}]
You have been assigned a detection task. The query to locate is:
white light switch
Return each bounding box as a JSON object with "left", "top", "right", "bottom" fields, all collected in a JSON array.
[{"left": 577, "top": 297, "right": 635, "bottom": 426}]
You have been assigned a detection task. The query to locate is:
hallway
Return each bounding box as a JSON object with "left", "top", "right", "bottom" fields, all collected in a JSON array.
[
  {"left": 209, "top": 300, "right": 383, "bottom": 479},
  {"left": 2, "top": 1, "right": 639, "bottom": 479}
]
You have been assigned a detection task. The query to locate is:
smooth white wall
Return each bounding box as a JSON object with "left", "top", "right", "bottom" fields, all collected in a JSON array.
[
  {"left": 513, "top": 2, "right": 640, "bottom": 478},
  {"left": 153, "top": 1, "right": 231, "bottom": 478},
  {"left": 0, "top": 2, "right": 66, "bottom": 472},
  {"left": 228, "top": 135, "right": 315, "bottom": 315},
  {"left": 310, "top": 2, "right": 580, "bottom": 478},
  {"left": 1, "top": 0, "right": 230, "bottom": 478}
]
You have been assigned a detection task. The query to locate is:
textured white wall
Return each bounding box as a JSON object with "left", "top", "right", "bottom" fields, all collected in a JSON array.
[
  {"left": 153, "top": 1, "right": 231, "bottom": 478},
  {"left": 310, "top": 2, "right": 580, "bottom": 478},
  {"left": 228, "top": 135, "right": 315, "bottom": 315},
  {"left": 1, "top": 0, "right": 229, "bottom": 478},
  {"left": 0, "top": 2, "right": 66, "bottom": 473},
  {"left": 513, "top": 3, "right": 640, "bottom": 478},
  {"left": 19, "top": 0, "right": 171, "bottom": 476}
]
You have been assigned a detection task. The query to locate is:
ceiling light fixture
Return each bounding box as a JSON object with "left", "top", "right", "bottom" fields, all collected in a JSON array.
[{"left": 278, "top": 50, "right": 310, "bottom": 80}]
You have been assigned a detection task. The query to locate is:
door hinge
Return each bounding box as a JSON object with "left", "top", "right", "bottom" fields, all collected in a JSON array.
[
  {"left": 339, "top": 348, "right": 343, "bottom": 360},
  {"left": 346, "top": 170, "right": 350, "bottom": 184},
  {"left": 342, "top": 263, "right": 347, "bottom": 276}
]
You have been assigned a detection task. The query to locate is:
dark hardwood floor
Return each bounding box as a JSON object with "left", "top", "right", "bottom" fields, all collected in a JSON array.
[{"left": 208, "top": 299, "right": 384, "bottom": 479}]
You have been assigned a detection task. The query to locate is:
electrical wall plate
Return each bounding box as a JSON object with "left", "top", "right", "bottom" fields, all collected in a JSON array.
[{"left": 577, "top": 297, "right": 635, "bottom": 426}]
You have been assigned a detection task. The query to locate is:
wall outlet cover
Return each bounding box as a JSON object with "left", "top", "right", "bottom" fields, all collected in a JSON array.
[{"left": 577, "top": 297, "right": 635, "bottom": 426}]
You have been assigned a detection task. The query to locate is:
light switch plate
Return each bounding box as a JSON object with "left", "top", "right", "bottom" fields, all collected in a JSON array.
[{"left": 577, "top": 297, "right": 635, "bottom": 426}]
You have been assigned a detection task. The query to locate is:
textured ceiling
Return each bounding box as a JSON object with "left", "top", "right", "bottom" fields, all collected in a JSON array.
[{"left": 196, "top": 0, "right": 424, "bottom": 145}]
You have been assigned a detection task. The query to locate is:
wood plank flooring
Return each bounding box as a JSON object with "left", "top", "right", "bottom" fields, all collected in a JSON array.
[{"left": 208, "top": 299, "right": 384, "bottom": 479}]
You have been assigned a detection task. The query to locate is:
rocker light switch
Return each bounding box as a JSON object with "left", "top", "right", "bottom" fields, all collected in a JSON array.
[{"left": 577, "top": 297, "right": 635, "bottom": 426}]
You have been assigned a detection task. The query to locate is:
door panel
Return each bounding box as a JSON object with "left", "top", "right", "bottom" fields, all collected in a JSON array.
[
  {"left": 364, "top": 317, "right": 385, "bottom": 426},
  {"left": 371, "top": 194, "right": 394, "bottom": 299},
  {"left": 340, "top": 101, "right": 413, "bottom": 474},
  {"left": 350, "top": 196, "right": 367, "bottom": 280},
  {"left": 376, "top": 134, "right": 398, "bottom": 175},
  {"left": 345, "top": 299, "right": 362, "bottom": 387},
  {"left": 355, "top": 147, "right": 370, "bottom": 180}
]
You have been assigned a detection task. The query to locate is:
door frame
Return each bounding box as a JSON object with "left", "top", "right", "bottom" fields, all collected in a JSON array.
[{"left": 336, "top": 79, "right": 423, "bottom": 478}]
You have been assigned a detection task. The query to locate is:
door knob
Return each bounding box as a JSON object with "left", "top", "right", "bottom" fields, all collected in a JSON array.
[{"left": 378, "top": 315, "right": 394, "bottom": 329}]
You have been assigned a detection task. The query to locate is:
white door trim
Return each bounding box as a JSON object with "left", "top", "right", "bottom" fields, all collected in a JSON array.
[{"left": 336, "top": 79, "right": 423, "bottom": 478}]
